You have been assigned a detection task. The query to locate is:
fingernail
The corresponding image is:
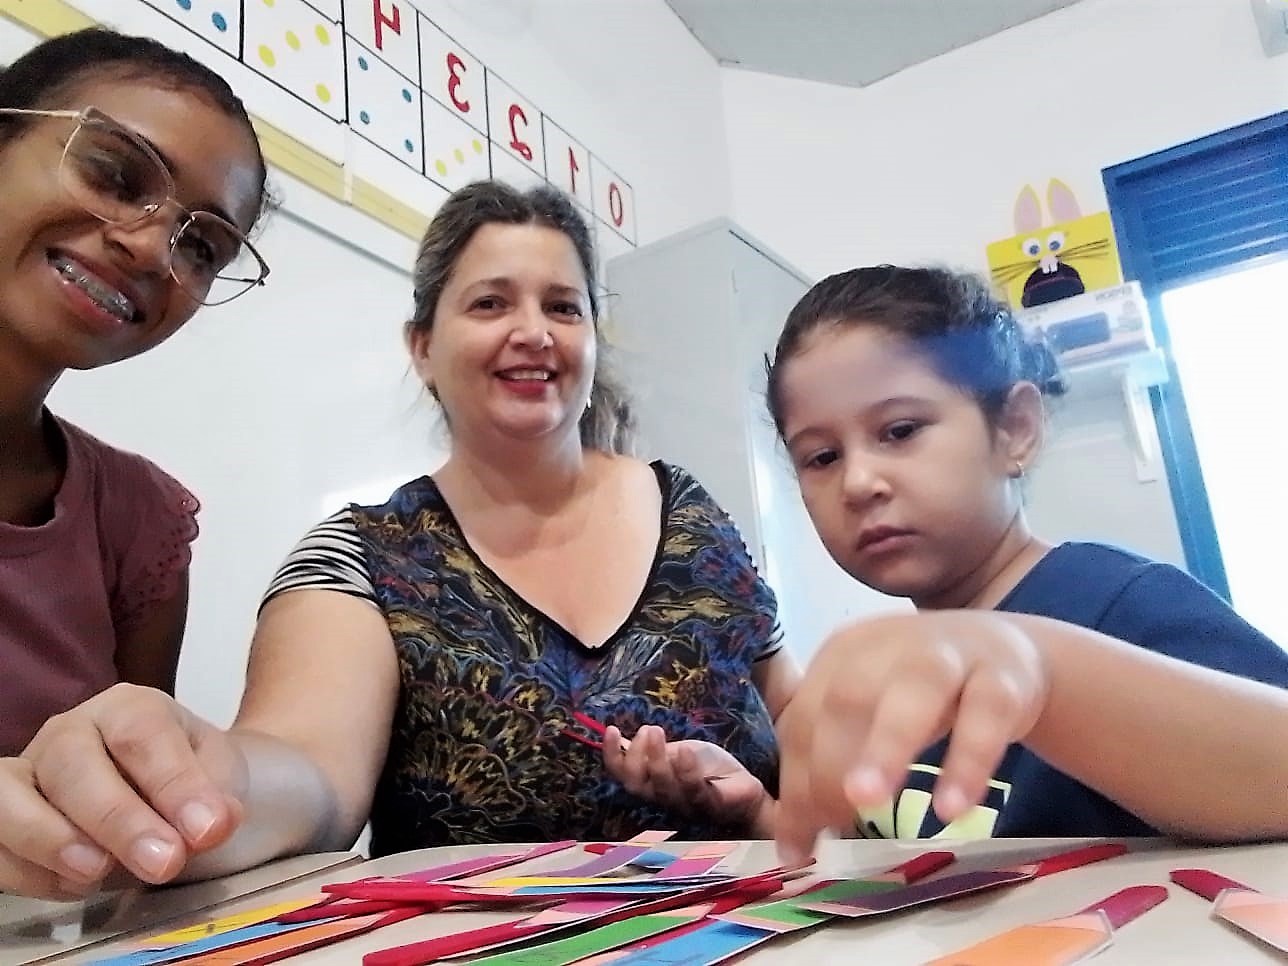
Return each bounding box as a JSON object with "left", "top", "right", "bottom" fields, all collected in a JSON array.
[
  {"left": 844, "top": 766, "right": 886, "bottom": 803},
  {"left": 937, "top": 784, "right": 969, "bottom": 818},
  {"left": 131, "top": 837, "right": 178, "bottom": 879},
  {"left": 179, "top": 800, "right": 218, "bottom": 841},
  {"left": 59, "top": 843, "right": 108, "bottom": 880}
]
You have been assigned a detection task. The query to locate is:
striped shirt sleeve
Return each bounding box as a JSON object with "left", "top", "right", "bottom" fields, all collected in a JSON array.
[
  {"left": 756, "top": 621, "right": 785, "bottom": 662},
  {"left": 260, "top": 508, "right": 378, "bottom": 610}
]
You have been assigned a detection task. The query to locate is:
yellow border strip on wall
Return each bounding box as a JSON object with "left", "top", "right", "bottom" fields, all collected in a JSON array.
[{"left": 1, "top": 0, "right": 428, "bottom": 241}]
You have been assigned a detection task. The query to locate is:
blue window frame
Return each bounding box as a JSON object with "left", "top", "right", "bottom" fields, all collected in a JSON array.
[{"left": 1104, "top": 110, "right": 1288, "bottom": 599}]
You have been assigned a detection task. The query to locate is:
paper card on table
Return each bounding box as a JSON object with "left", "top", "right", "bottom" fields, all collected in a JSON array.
[
  {"left": 364, "top": 862, "right": 811, "bottom": 966},
  {"left": 493, "top": 874, "right": 726, "bottom": 889},
  {"left": 464, "top": 904, "right": 712, "bottom": 966},
  {"left": 320, "top": 881, "right": 545, "bottom": 904},
  {"left": 922, "top": 914, "right": 1113, "bottom": 966},
  {"left": 87, "top": 918, "right": 344, "bottom": 966},
  {"left": 166, "top": 909, "right": 422, "bottom": 966},
  {"left": 594, "top": 921, "right": 774, "bottom": 966},
  {"left": 517, "top": 831, "right": 675, "bottom": 879},
  {"left": 569, "top": 887, "right": 783, "bottom": 965},
  {"left": 802, "top": 843, "right": 1123, "bottom": 918},
  {"left": 276, "top": 898, "right": 406, "bottom": 925},
  {"left": 718, "top": 850, "right": 955, "bottom": 932},
  {"left": 1214, "top": 888, "right": 1288, "bottom": 953},
  {"left": 136, "top": 900, "right": 321, "bottom": 948},
  {"left": 362, "top": 900, "right": 634, "bottom": 966},
  {"left": 509, "top": 881, "right": 721, "bottom": 898},
  {"left": 326, "top": 840, "right": 577, "bottom": 892},
  {"left": 583, "top": 845, "right": 679, "bottom": 869},
  {"left": 653, "top": 842, "right": 738, "bottom": 879},
  {"left": 1172, "top": 869, "right": 1288, "bottom": 954},
  {"left": 922, "top": 886, "right": 1167, "bottom": 966},
  {"left": 803, "top": 868, "right": 1035, "bottom": 918}
]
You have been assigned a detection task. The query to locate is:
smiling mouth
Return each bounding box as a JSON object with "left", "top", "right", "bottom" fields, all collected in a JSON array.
[
  {"left": 49, "top": 253, "right": 142, "bottom": 324},
  {"left": 497, "top": 369, "right": 555, "bottom": 382}
]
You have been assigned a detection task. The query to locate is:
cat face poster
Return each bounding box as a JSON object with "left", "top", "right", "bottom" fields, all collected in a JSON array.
[{"left": 987, "top": 178, "right": 1123, "bottom": 310}]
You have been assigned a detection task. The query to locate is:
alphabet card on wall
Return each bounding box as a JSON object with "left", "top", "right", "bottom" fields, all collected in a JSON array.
[
  {"left": 27, "top": 0, "right": 636, "bottom": 247},
  {"left": 987, "top": 179, "right": 1121, "bottom": 310}
]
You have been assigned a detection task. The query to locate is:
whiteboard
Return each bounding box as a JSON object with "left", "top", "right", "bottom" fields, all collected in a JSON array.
[{"left": 48, "top": 198, "right": 447, "bottom": 726}]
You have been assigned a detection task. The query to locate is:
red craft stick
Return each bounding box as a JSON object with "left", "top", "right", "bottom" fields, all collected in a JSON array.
[
  {"left": 1078, "top": 885, "right": 1170, "bottom": 930},
  {"left": 1171, "top": 868, "right": 1254, "bottom": 902}
]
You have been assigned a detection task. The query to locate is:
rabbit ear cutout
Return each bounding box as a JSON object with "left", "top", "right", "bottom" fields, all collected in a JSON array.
[
  {"left": 1014, "top": 185, "right": 1043, "bottom": 234},
  {"left": 1047, "top": 178, "right": 1083, "bottom": 223}
]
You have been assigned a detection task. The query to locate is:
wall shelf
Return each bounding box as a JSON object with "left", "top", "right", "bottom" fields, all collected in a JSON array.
[{"left": 1057, "top": 348, "right": 1170, "bottom": 482}]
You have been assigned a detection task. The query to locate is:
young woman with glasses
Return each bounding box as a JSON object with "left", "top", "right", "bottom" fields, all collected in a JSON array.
[{"left": 0, "top": 28, "right": 271, "bottom": 758}]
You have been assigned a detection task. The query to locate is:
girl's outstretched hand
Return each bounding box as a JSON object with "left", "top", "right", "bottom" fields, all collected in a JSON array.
[{"left": 775, "top": 611, "right": 1050, "bottom": 862}]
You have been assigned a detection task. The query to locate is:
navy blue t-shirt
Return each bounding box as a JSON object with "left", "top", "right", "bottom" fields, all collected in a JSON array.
[{"left": 856, "top": 542, "right": 1288, "bottom": 840}]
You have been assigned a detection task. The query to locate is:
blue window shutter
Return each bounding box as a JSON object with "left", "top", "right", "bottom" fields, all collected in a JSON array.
[
  {"left": 1109, "top": 112, "right": 1288, "bottom": 290},
  {"left": 1104, "top": 111, "right": 1288, "bottom": 598}
]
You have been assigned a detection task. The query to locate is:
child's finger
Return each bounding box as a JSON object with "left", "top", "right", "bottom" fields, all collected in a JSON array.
[
  {"left": 932, "top": 669, "right": 1028, "bottom": 821},
  {"left": 774, "top": 706, "right": 829, "bottom": 863},
  {"left": 843, "top": 672, "right": 956, "bottom": 812}
]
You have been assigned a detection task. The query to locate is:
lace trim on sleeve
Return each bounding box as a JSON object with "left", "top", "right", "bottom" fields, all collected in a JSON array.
[{"left": 114, "top": 471, "right": 200, "bottom": 634}]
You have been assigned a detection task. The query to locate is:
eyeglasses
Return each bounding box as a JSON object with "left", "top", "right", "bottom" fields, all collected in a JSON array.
[{"left": 0, "top": 105, "right": 269, "bottom": 306}]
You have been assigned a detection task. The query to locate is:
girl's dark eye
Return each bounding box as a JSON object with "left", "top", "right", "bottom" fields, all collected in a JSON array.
[
  {"left": 472, "top": 296, "right": 503, "bottom": 311},
  {"left": 803, "top": 450, "right": 839, "bottom": 469},
  {"left": 883, "top": 421, "right": 923, "bottom": 443}
]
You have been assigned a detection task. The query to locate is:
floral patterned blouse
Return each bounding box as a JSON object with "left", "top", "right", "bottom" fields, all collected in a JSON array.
[{"left": 265, "top": 461, "right": 782, "bottom": 855}]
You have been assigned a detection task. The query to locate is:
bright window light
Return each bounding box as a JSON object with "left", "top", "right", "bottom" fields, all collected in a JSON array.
[{"left": 1161, "top": 257, "right": 1288, "bottom": 648}]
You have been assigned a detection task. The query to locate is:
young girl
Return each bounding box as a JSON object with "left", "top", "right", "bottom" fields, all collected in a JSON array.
[
  {"left": 0, "top": 29, "right": 271, "bottom": 754},
  {"left": 765, "top": 265, "right": 1288, "bottom": 859}
]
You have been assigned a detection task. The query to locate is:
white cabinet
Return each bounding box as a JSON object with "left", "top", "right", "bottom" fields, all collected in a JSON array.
[{"left": 605, "top": 220, "right": 907, "bottom": 662}]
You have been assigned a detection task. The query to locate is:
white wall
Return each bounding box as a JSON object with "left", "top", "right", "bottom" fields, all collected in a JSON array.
[
  {"left": 720, "top": 0, "right": 1288, "bottom": 569},
  {"left": 722, "top": 0, "right": 1288, "bottom": 280},
  {"left": 23, "top": 0, "right": 733, "bottom": 726}
]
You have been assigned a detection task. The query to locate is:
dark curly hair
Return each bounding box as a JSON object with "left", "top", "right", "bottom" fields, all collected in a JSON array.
[
  {"left": 0, "top": 27, "right": 268, "bottom": 227},
  {"left": 766, "top": 265, "right": 1065, "bottom": 439}
]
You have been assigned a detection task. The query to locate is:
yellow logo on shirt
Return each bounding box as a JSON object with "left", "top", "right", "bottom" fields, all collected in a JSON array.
[{"left": 857, "top": 764, "right": 1012, "bottom": 840}]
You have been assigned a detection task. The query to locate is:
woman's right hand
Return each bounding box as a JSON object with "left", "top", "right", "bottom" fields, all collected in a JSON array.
[{"left": 0, "top": 683, "right": 246, "bottom": 899}]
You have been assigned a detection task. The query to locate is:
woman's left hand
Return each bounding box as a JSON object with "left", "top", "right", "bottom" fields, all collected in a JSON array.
[{"left": 602, "top": 725, "right": 775, "bottom": 836}]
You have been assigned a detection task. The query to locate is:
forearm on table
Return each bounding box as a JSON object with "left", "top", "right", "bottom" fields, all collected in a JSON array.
[
  {"left": 1015, "top": 614, "right": 1288, "bottom": 840},
  {"left": 178, "top": 730, "right": 351, "bottom": 882}
]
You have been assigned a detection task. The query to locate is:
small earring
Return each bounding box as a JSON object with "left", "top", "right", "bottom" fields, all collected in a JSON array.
[{"left": 1011, "top": 460, "right": 1025, "bottom": 480}]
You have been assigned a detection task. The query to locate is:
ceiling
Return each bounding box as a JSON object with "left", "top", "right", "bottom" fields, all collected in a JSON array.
[{"left": 663, "top": 0, "right": 1085, "bottom": 88}]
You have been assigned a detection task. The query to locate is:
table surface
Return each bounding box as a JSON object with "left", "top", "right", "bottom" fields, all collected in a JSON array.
[{"left": 4, "top": 837, "right": 1286, "bottom": 965}]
